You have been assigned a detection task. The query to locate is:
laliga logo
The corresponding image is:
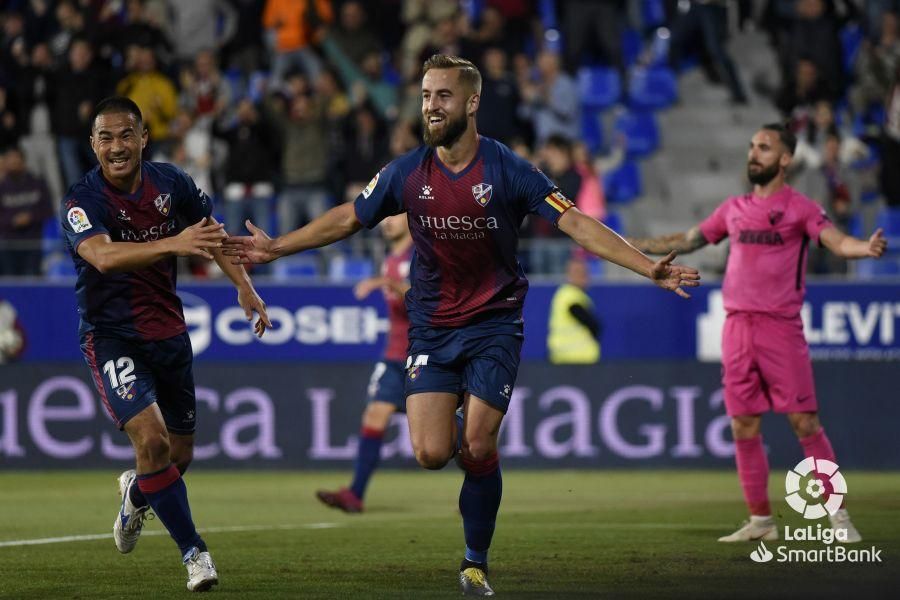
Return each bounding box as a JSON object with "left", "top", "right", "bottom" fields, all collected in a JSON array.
[{"left": 785, "top": 457, "right": 847, "bottom": 519}]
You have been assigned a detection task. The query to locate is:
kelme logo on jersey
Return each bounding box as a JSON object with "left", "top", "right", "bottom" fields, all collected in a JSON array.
[
  {"left": 419, "top": 185, "right": 434, "bottom": 200},
  {"left": 472, "top": 183, "right": 493, "bottom": 207},
  {"left": 154, "top": 193, "right": 171, "bottom": 216},
  {"left": 67, "top": 207, "right": 92, "bottom": 233}
]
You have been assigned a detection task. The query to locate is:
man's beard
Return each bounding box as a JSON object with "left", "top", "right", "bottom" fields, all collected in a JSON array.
[
  {"left": 422, "top": 111, "right": 468, "bottom": 148},
  {"left": 747, "top": 161, "right": 780, "bottom": 185}
]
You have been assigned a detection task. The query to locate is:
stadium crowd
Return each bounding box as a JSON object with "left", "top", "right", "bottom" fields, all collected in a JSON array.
[{"left": 0, "top": 0, "right": 897, "bottom": 278}]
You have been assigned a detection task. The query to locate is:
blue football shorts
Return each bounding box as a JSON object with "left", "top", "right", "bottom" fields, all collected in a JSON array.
[
  {"left": 366, "top": 360, "right": 408, "bottom": 412},
  {"left": 405, "top": 312, "right": 524, "bottom": 413},
  {"left": 80, "top": 331, "right": 197, "bottom": 434}
]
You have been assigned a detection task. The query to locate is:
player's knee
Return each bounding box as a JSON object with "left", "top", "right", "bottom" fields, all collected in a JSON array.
[
  {"left": 791, "top": 413, "right": 820, "bottom": 438},
  {"left": 730, "top": 416, "right": 760, "bottom": 439},
  {"left": 133, "top": 431, "right": 171, "bottom": 467},
  {"left": 170, "top": 442, "right": 194, "bottom": 474},
  {"left": 414, "top": 447, "right": 452, "bottom": 470},
  {"left": 460, "top": 439, "right": 497, "bottom": 463}
]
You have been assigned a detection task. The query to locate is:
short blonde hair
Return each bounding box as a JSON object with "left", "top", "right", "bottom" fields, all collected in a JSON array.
[{"left": 422, "top": 54, "right": 482, "bottom": 95}]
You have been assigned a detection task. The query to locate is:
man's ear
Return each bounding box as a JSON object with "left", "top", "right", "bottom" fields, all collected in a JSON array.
[{"left": 468, "top": 93, "right": 480, "bottom": 116}]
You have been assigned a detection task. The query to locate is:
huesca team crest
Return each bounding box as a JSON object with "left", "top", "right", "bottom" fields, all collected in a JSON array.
[
  {"left": 472, "top": 183, "right": 493, "bottom": 207},
  {"left": 154, "top": 193, "right": 171, "bottom": 216}
]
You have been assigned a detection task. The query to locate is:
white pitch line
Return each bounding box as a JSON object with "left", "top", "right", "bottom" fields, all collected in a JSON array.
[{"left": 0, "top": 522, "right": 341, "bottom": 549}]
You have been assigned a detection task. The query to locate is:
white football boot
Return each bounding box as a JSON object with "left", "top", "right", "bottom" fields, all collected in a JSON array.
[
  {"left": 184, "top": 547, "right": 219, "bottom": 592},
  {"left": 113, "top": 469, "right": 150, "bottom": 553},
  {"left": 829, "top": 508, "right": 862, "bottom": 543},
  {"left": 717, "top": 516, "right": 778, "bottom": 542}
]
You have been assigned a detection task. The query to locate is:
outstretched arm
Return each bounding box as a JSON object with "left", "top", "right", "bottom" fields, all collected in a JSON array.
[
  {"left": 558, "top": 208, "right": 700, "bottom": 298},
  {"left": 223, "top": 202, "right": 363, "bottom": 264},
  {"left": 77, "top": 217, "right": 227, "bottom": 274},
  {"left": 627, "top": 226, "right": 709, "bottom": 256},
  {"left": 209, "top": 216, "right": 271, "bottom": 337},
  {"left": 820, "top": 227, "right": 886, "bottom": 259}
]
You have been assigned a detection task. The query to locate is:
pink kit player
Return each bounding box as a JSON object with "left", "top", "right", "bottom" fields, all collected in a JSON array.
[{"left": 630, "top": 123, "right": 886, "bottom": 544}]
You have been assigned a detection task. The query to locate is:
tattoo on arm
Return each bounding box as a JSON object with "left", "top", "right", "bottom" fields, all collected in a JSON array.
[{"left": 628, "top": 226, "right": 708, "bottom": 255}]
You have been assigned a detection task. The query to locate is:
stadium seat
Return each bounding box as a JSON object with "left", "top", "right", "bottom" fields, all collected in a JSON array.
[
  {"left": 874, "top": 207, "right": 900, "bottom": 244},
  {"left": 272, "top": 255, "right": 320, "bottom": 281},
  {"left": 603, "top": 211, "right": 624, "bottom": 234},
  {"left": 613, "top": 108, "right": 659, "bottom": 158},
  {"left": 627, "top": 65, "right": 678, "bottom": 110},
  {"left": 602, "top": 160, "right": 642, "bottom": 204},
  {"left": 580, "top": 108, "right": 605, "bottom": 154},
  {"left": 839, "top": 24, "right": 864, "bottom": 75},
  {"left": 621, "top": 28, "right": 642, "bottom": 68},
  {"left": 856, "top": 256, "right": 900, "bottom": 278},
  {"left": 328, "top": 256, "right": 374, "bottom": 281},
  {"left": 44, "top": 252, "right": 76, "bottom": 279},
  {"left": 641, "top": 0, "right": 667, "bottom": 30},
  {"left": 586, "top": 256, "right": 604, "bottom": 279},
  {"left": 578, "top": 66, "right": 621, "bottom": 110},
  {"left": 42, "top": 218, "right": 62, "bottom": 255}
]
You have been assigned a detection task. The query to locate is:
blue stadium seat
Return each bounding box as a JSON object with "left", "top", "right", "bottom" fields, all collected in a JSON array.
[
  {"left": 621, "top": 28, "right": 642, "bottom": 68},
  {"left": 586, "top": 256, "right": 604, "bottom": 279},
  {"left": 538, "top": 0, "right": 558, "bottom": 29},
  {"left": 840, "top": 24, "right": 864, "bottom": 75},
  {"left": 875, "top": 207, "right": 900, "bottom": 239},
  {"left": 627, "top": 65, "right": 678, "bottom": 110},
  {"left": 580, "top": 108, "right": 605, "bottom": 154},
  {"left": 856, "top": 257, "right": 900, "bottom": 278},
  {"left": 42, "top": 218, "right": 62, "bottom": 255},
  {"left": 613, "top": 109, "right": 659, "bottom": 158},
  {"left": 641, "top": 0, "right": 667, "bottom": 30},
  {"left": 603, "top": 160, "right": 642, "bottom": 204},
  {"left": 603, "top": 211, "right": 624, "bottom": 234},
  {"left": 272, "top": 255, "right": 320, "bottom": 281},
  {"left": 578, "top": 66, "right": 621, "bottom": 110},
  {"left": 44, "top": 253, "right": 76, "bottom": 279},
  {"left": 328, "top": 256, "right": 374, "bottom": 281}
]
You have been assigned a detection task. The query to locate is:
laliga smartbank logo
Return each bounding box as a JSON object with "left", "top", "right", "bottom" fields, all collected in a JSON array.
[{"left": 748, "top": 459, "right": 882, "bottom": 564}]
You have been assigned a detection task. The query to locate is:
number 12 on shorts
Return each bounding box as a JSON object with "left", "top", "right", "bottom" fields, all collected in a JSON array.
[{"left": 102, "top": 356, "right": 136, "bottom": 388}]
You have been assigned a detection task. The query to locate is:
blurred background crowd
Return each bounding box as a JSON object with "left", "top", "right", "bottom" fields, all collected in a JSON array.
[{"left": 0, "top": 0, "right": 897, "bottom": 280}]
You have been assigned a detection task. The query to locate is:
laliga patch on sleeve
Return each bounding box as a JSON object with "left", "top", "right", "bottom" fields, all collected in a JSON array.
[
  {"left": 67, "top": 207, "right": 93, "bottom": 233},
  {"left": 362, "top": 171, "right": 380, "bottom": 199}
]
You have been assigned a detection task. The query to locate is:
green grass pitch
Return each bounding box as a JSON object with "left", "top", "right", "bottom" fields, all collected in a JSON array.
[{"left": 0, "top": 470, "right": 897, "bottom": 599}]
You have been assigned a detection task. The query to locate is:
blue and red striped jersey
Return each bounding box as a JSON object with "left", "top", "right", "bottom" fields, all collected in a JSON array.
[
  {"left": 354, "top": 136, "right": 574, "bottom": 328},
  {"left": 61, "top": 161, "right": 213, "bottom": 342}
]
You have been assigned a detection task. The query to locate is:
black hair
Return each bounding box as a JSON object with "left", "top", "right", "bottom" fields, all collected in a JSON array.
[
  {"left": 761, "top": 122, "right": 797, "bottom": 154},
  {"left": 90, "top": 96, "right": 143, "bottom": 132}
]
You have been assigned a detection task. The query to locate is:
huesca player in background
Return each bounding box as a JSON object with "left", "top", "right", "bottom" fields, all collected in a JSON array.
[
  {"left": 316, "top": 214, "right": 413, "bottom": 513},
  {"left": 629, "top": 123, "right": 886, "bottom": 544},
  {"left": 61, "top": 96, "right": 271, "bottom": 592},
  {"left": 224, "top": 54, "right": 699, "bottom": 596}
]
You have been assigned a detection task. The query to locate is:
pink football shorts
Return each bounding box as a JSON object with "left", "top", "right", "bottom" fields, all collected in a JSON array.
[{"left": 721, "top": 312, "right": 817, "bottom": 416}]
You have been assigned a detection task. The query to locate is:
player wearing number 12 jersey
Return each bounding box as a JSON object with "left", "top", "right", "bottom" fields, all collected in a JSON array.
[
  {"left": 61, "top": 97, "right": 270, "bottom": 592},
  {"left": 223, "top": 55, "right": 699, "bottom": 596}
]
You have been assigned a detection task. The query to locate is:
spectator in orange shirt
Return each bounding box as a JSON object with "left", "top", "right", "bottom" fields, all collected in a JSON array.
[{"left": 263, "top": 0, "right": 334, "bottom": 86}]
